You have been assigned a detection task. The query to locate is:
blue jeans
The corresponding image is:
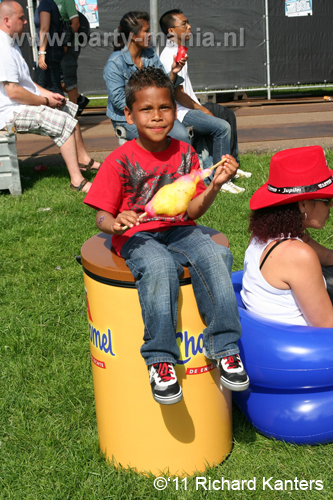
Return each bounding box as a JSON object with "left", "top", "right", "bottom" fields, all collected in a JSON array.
[
  {"left": 182, "top": 110, "right": 231, "bottom": 165},
  {"left": 203, "top": 102, "right": 239, "bottom": 163},
  {"left": 112, "top": 118, "right": 191, "bottom": 144},
  {"left": 120, "top": 226, "right": 241, "bottom": 366}
]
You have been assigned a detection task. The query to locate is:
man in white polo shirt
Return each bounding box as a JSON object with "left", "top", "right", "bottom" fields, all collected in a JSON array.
[{"left": 0, "top": 0, "right": 99, "bottom": 192}]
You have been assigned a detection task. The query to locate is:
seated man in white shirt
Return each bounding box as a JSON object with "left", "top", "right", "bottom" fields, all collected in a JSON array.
[
  {"left": 160, "top": 9, "right": 245, "bottom": 190},
  {"left": 0, "top": 1, "right": 99, "bottom": 193}
]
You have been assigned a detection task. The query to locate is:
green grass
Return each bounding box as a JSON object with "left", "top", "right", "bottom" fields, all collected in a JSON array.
[
  {"left": 86, "top": 97, "right": 108, "bottom": 107},
  {"left": 1, "top": 153, "right": 333, "bottom": 499},
  {"left": 240, "top": 85, "right": 333, "bottom": 99}
]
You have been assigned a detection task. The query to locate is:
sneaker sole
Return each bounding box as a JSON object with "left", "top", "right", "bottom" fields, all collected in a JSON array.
[
  {"left": 152, "top": 388, "right": 183, "bottom": 405},
  {"left": 220, "top": 376, "right": 250, "bottom": 392}
]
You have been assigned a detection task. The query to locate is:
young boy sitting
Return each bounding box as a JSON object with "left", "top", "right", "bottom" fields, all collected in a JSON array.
[{"left": 84, "top": 67, "right": 249, "bottom": 405}]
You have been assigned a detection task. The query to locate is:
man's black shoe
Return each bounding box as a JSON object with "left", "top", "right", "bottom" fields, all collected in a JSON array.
[{"left": 77, "top": 94, "right": 90, "bottom": 116}]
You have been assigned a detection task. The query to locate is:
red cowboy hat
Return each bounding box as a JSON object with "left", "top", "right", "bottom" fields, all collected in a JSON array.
[{"left": 250, "top": 146, "right": 333, "bottom": 210}]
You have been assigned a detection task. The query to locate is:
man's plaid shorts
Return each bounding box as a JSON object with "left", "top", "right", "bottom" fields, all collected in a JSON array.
[{"left": 13, "top": 100, "right": 78, "bottom": 147}]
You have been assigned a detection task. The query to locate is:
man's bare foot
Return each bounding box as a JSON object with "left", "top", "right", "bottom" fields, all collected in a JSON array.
[{"left": 81, "top": 180, "right": 91, "bottom": 193}]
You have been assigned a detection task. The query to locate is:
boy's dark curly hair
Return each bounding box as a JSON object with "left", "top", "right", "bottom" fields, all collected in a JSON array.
[
  {"left": 125, "top": 67, "right": 175, "bottom": 111},
  {"left": 249, "top": 203, "right": 305, "bottom": 242}
]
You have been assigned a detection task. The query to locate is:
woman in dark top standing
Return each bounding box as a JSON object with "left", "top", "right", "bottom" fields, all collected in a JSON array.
[{"left": 34, "top": 0, "right": 64, "bottom": 94}]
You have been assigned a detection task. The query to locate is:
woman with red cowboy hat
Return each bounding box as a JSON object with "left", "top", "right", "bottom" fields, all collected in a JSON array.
[{"left": 241, "top": 145, "right": 333, "bottom": 327}]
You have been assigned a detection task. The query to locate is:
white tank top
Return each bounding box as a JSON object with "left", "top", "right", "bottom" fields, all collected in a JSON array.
[{"left": 240, "top": 237, "right": 309, "bottom": 326}]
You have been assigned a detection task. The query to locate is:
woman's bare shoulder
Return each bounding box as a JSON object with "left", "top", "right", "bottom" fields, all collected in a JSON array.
[
  {"left": 282, "top": 238, "right": 318, "bottom": 262},
  {"left": 279, "top": 238, "right": 322, "bottom": 285}
]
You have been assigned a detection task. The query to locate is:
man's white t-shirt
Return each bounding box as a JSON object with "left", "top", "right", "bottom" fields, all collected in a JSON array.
[
  {"left": 160, "top": 41, "right": 201, "bottom": 123},
  {"left": 0, "top": 29, "right": 40, "bottom": 129}
]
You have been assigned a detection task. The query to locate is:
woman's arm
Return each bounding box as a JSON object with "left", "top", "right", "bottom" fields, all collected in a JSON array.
[
  {"left": 103, "top": 58, "right": 127, "bottom": 113},
  {"left": 38, "top": 11, "right": 51, "bottom": 70},
  {"left": 263, "top": 239, "right": 333, "bottom": 327},
  {"left": 287, "top": 243, "right": 333, "bottom": 327},
  {"left": 303, "top": 233, "right": 333, "bottom": 267}
]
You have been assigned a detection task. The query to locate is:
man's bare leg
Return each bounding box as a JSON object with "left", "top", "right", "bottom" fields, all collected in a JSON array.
[
  {"left": 60, "top": 133, "right": 91, "bottom": 192},
  {"left": 67, "top": 87, "right": 80, "bottom": 104},
  {"left": 74, "top": 123, "right": 100, "bottom": 170}
]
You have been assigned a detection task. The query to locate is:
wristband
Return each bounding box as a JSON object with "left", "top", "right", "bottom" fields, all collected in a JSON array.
[
  {"left": 38, "top": 51, "right": 46, "bottom": 55},
  {"left": 44, "top": 97, "right": 49, "bottom": 106}
]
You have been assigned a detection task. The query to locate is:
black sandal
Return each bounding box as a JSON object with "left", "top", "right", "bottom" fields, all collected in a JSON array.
[
  {"left": 70, "top": 179, "right": 88, "bottom": 192},
  {"left": 79, "top": 158, "right": 100, "bottom": 172}
]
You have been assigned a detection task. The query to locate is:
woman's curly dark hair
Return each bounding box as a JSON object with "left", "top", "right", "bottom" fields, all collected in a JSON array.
[{"left": 249, "top": 203, "right": 305, "bottom": 242}]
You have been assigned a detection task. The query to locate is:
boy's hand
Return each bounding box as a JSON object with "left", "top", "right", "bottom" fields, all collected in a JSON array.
[
  {"left": 187, "top": 155, "right": 238, "bottom": 219},
  {"left": 212, "top": 155, "right": 239, "bottom": 189},
  {"left": 111, "top": 210, "right": 141, "bottom": 234}
]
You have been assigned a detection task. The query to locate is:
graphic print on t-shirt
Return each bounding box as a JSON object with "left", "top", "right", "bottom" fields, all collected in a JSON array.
[{"left": 116, "top": 146, "right": 196, "bottom": 219}]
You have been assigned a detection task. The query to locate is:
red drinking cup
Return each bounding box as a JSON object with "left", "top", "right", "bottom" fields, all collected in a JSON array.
[{"left": 175, "top": 45, "right": 188, "bottom": 63}]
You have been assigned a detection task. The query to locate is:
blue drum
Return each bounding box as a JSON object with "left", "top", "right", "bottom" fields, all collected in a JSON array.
[{"left": 232, "top": 270, "right": 333, "bottom": 445}]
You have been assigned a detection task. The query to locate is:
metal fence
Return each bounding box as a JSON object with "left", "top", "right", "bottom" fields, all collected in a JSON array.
[{"left": 18, "top": 0, "right": 333, "bottom": 99}]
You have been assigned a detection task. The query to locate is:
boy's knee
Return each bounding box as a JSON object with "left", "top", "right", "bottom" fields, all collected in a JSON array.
[
  {"left": 205, "top": 243, "right": 233, "bottom": 273},
  {"left": 217, "top": 245, "right": 233, "bottom": 273},
  {"left": 145, "top": 253, "right": 179, "bottom": 281},
  {"left": 195, "top": 238, "right": 233, "bottom": 269}
]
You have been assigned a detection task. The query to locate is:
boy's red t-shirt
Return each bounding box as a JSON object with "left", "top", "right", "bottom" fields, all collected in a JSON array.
[{"left": 84, "top": 138, "right": 206, "bottom": 256}]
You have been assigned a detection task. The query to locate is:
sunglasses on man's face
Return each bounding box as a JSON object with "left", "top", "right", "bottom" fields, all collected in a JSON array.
[{"left": 314, "top": 198, "right": 333, "bottom": 206}]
